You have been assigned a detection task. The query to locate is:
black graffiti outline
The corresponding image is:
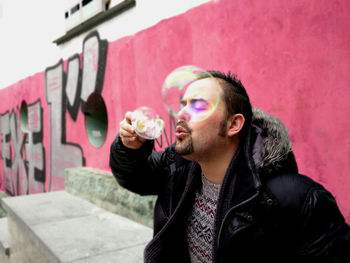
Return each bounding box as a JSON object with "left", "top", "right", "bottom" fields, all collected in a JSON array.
[
  {"left": 80, "top": 30, "right": 108, "bottom": 113},
  {"left": 45, "top": 30, "right": 109, "bottom": 191},
  {"left": 65, "top": 31, "right": 108, "bottom": 120},
  {"left": 65, "top": 54, "right": 82, "bottom": 121},
  {"left": 26, "top": 99, "right": 46, "bottom": 185},
  {"left": 0, "top": 110, "right": 15, "bottom": 195},
  {"left": 9, "top": 108, "right": 26, "bottom": 196},
  {"left": 0, "top": 99, "right": 47, "bottom": 195},
  {"left": 45, "top": 59, "right": 86, "bottom": 191}
]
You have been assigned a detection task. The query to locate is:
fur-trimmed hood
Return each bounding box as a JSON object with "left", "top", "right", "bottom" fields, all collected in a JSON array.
[{"left": 251, "top": 108, "right": 296, "bottom": 174}]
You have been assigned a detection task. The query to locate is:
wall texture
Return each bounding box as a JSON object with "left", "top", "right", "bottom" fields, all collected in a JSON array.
[{"left": 0, "top": 0, "right": 349, "bottom": 221}]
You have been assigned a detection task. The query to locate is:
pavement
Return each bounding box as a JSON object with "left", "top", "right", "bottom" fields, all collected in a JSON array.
[{"left": 1, "top": 191, "right": 153, "bottom": 263}]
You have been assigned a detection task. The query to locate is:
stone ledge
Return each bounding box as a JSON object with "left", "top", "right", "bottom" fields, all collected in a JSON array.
[
  {"left": 0, "top": 191, "right": 8, "bottom": 218},
  {"left": 2, "top": 191, "right": 152, "bottom": 263},
  {"left": 64, "top": 167, "right": 156, "bottom": 228},
  {"left": 0, "top": 217, "right": 9, "bottom": 255}
]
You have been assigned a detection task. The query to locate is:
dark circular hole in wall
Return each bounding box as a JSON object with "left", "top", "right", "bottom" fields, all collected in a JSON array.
[
  {"left": 84, "top": 93, "right": 108, "bottom": 148},
  {"left": 20, "top": 101, "right": 28, "bottom": 132}
]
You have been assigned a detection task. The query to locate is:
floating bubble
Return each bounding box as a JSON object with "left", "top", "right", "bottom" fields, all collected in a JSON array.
[
  {"left": 132, "top": 107, "right": 165, "bottom": 140},
  {"left": 161, "top": 65, "right": 220, "bottom": 122}
]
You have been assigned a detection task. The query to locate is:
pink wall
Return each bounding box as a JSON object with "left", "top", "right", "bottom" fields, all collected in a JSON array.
[{"left": 0, "top": 0, "right": 349, "bottom": 222}]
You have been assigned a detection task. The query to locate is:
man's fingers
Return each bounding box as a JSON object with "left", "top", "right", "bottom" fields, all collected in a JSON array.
[
  {"left": 124, "top": 111, "right": 135, "bottom": 124},
  {"left": 120, "top": 122, "right": 135, "bottom": 135},
  {"left": 121, "top": 136, "right": 138, "bottom": 143},
  {"left": 119, "top": 128, "right": 135, "bottom": 138},
  {"left": 118, "top": 110, "right": 146, "bottom": 149},
  {"left": 120, "top": 117, "right": 135, "bottom": 135}
]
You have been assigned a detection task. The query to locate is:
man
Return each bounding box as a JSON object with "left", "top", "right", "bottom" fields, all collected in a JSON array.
[{"left": 109, "top": 71, "right": 350, "bottom": 263}]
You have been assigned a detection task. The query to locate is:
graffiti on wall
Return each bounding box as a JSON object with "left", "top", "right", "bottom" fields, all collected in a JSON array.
[
  {"left": 45, "top": 30, "right": 108, "bottom": 191},
  {"left": 0, "top": 29, "right": 176, "bottom": 196},
  {"left": 25, "top": 100, "right": 46, "bottom": 194},
  {"left": 0, "top": 100, "right": 45, "bottom": 195},
  {"left": 2, "top": 109, "right": 25, "bottom": 195},
  {"left": 0, "top": 31, "right": 108, "bottom": 195}
]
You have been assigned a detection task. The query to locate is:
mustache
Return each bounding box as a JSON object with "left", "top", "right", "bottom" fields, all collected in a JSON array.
[{"left": 175, "top": 121, "right": 192, "bottom": 133}]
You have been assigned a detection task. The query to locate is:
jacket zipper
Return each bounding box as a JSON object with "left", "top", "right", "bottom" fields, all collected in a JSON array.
[
  {"left": 213, "top": 189, "right": 260, "bottom": 263},
  {"left": 145, "top": 163, "right": 198, "bottom": 261}
]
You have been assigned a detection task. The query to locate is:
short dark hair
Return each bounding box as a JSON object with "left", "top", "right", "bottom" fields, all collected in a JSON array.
[{"left": 208, "top": 71, "right": 253, "bottom": 136}]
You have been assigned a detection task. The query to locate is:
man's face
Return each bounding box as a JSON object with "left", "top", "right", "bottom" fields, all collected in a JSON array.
[{"left": 174, "top": 78, "right": 227, "bottom": 160}]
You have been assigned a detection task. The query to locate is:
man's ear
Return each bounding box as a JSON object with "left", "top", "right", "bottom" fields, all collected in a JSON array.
[{"left": 227, "top": 114, "right": 245, "bottom": 137}]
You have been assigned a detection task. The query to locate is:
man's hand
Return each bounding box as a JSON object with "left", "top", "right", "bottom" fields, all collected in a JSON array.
[{"left": 119, "top": 111, "right": 147, "bottom": 149}]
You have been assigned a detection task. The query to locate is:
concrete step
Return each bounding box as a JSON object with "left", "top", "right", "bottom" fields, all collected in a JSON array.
[
  {"left": 64, "top": 167, "right": 156, "bottom": 228},
  {"left": 1, "top": 191, "right": 153, "bottom": 263},
  {"left": 0, "top": 190, "right": 8, "bottom": 218}
]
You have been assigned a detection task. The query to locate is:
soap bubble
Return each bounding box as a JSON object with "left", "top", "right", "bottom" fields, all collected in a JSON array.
[
  {"left": 161, "top": 65, "right": 220, "bottom": 122},
  {"left": 132, "top": 107, "right": 164, "bottom": 140}
]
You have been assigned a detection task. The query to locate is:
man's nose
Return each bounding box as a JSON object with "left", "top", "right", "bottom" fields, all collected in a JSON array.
[{"left": 177, "top": 107, "right": 191, "bottom": 121}]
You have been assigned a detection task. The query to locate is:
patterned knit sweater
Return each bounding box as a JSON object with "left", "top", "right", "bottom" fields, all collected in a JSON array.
[{"left": 186, "top": 174, "right": 221, "bottom": 263}]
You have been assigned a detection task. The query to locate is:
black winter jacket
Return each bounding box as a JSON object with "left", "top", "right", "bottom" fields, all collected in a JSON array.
[{"left": 110, "top": 109, "right": 350, "bottom": 263}]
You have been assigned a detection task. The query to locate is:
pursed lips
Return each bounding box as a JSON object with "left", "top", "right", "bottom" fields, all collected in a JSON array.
[{"left": 175, "top": 124, "right": 189, "bottom": 139}]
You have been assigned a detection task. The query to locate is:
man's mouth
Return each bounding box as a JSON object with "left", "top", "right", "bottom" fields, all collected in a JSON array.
[{"left": 175, "top": 124, "right": 189, "bottom": 139}]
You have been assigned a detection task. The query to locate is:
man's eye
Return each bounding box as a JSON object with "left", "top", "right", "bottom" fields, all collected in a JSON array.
[
  {"left": 179, "top": 102, "right": 186, "bottom": 110},
  {"left": 191, "top": 100, "right": 208, "bottom": 111}
]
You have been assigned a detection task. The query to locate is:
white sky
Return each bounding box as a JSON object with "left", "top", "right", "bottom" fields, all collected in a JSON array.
[
  {"left": 0, "top": 0, "right": 64, "bottom": 89},
  {"left": 0, "top": 0, "right": 211, "bottom": 89}
]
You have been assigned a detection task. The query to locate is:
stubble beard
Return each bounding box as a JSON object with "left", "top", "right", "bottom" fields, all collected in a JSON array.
[
  {"left": 175, "top": 136, "right": 194, "bottom": 156},
  {"left": 174, "top": 117, "right": 227, "bottom": 157},
  {"left": 175, "top": 121, "right": 194, "bottom": 156}
]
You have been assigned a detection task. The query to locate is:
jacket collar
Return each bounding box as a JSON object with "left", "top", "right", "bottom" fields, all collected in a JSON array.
[
  {"left": 223, "top": 107, "right": 299, "bottom": 207},
  {"left": 252, "top": 108, "right": 297, "bottom": 174}
]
